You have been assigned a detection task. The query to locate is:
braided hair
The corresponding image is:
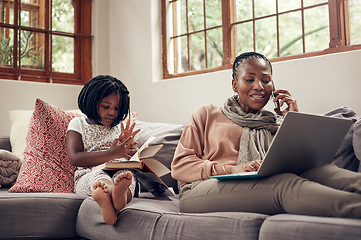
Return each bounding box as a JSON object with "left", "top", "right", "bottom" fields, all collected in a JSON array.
[
  {"left": 78, "top": 75, "right": 130, "bottom": 127},
  {"left": 232, "top": 52, "right": 273, "bottom": 79}
]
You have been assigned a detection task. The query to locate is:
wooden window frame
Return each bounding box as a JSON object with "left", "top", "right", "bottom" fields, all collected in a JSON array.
[
  {"left": 162, "top": 0, "right": 361, "bottom": 79},
  {"left": 0, "top": 0, "right": 92, "bottom": 85}
]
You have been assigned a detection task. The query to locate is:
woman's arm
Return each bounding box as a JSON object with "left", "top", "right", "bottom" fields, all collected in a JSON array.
[{"left": 66, "top": 130, "right": 137, "bottom": 167}]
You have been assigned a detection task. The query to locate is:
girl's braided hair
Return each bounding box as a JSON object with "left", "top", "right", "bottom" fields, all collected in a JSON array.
[{"left": 78, "top": 75, "right": 130, "bottom": 127}]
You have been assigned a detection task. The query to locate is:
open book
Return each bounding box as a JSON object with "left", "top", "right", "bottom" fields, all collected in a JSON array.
[{"left": 105, "top": 137, "right": 174, "bottom": 197}]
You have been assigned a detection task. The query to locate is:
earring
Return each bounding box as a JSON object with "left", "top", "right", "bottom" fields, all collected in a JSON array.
[{"left": 233, "top": 92, "right": 239, "bottom": 101}]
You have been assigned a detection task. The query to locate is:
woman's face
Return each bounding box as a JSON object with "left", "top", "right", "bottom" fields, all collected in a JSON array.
[
  {"left": 232, "top": 57, "right": 273, "bottom": 114},
  {"left": 97, "top": 91, "right": 120, "bottom": 126}
]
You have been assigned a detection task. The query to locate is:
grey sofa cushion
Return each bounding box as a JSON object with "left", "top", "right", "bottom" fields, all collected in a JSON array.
[
  {"left": 259, "top": 214, "right": 361, "bottom": 240},
  {"left": 76, "top": 194, "right": 268, "bottom": 240},
  {"left": 325, "top": 107, "right": 361, "bottom": 171},
  {"left": 0, "top": 188, "right": 87, "bottom": 239},
  {"left": 353, "top": 118, "right": 361, "bottom": 171},
  {"left": 133, "top": 120, "right": 184, "bottom": 192},
  {"left": 0, "top": 136, "right": 11, "bottom": 152}
]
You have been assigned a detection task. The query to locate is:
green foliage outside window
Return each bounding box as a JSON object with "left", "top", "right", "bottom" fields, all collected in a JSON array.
[{"left": 173, "top": 0, "right": 361, "bottom": 74}]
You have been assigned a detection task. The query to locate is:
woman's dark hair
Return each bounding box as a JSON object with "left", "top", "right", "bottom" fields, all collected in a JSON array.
[
  {"left": 232, "top": 52, "right": 273, "bottom": 79},
  {"left": 78, "top": 75, "right": 130, "bottom": 127}
]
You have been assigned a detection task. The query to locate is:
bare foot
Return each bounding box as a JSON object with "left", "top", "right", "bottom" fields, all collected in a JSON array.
[
  {"left": 112, "top": 171, "right": 133, "bottom": 211},
  {"left": 92, "top": 181, "right": 117, "bottom": 225}
]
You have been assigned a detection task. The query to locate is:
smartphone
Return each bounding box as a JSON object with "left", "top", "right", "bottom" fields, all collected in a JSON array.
[{"left": 272, "top": 82, "right": 281, "bottom": 115}]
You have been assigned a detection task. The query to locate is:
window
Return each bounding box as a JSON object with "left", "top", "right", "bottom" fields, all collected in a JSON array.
[
  {"left": 162, "top": 0, "right": 361, "bottom": 78},
  {"left": 0, "top": 0, "right": 92, "bottom": 85}
]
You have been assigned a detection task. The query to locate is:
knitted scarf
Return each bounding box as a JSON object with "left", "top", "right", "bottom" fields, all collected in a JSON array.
[{"left": 222, "top": 97, "right": 280, "bottom": 164}]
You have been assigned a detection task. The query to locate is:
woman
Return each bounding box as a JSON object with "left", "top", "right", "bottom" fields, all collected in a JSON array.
[{"left": 171, "top": 52, "right": 361, "bottom": 218}]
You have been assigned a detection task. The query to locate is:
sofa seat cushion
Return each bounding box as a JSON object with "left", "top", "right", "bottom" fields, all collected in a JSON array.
[
  {"left": 259, "top": 214, "right": 361, "bottom": 240},
  {"left": 0, "top": 188, "right": 87, "bottom": 239},
  {"left": 76, "top": 193, "right": 268, "bottom": 240}
]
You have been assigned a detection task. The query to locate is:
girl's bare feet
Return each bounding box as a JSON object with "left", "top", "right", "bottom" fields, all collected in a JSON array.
[
  {"left": 92, "top": 181, "right": 117, "bottom": 225},
  {"left": 112, "top": 171, "right": 133, "bottom": 211}
]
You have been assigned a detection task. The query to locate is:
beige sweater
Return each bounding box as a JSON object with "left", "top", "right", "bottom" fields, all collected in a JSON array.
[{"left": 171, "top": 104, "right": 244, "bottom": 183}]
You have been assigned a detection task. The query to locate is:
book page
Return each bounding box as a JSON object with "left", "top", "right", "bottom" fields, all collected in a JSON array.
[
  {"left": 139, "top": 144, "right": 163, "bottom": 159},
  {"left": 142, "top": 158, "right": 170, "bottom": 177},
  {"left": 129, "top": 136, "right": 157, "bottom": 162}
]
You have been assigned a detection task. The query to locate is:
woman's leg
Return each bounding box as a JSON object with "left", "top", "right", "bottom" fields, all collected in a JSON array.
[
  {"left": 301, "top": 164, "right": 361, "bottom": 193},
  {"left": 179, "top": 173, "right": 361, "bottom": 218}
]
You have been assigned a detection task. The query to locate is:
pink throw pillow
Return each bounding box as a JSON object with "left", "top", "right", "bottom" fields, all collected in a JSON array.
[{"left": 9, "top": 99, "right": 83, "bottom": 193}]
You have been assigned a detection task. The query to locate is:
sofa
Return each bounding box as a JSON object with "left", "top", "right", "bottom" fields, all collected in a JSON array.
[{"left": 1, "top": 99, "right": 361, "bottom": 240}]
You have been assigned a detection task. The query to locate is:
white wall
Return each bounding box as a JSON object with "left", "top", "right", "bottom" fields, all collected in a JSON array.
[
  {"left": 0, "top": 0, "right": 109, "bottom": 136},
  {"left": 0, "top": 80, "right": 83, "bottom": 136},
  {"left": 108, "top": 0, "right": 361, "bottom": 126},
  {"left": 1, "top": 0, "right": 361, "bottom": 137}
]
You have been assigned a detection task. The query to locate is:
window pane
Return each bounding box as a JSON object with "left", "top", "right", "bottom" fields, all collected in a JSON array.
[
  {"left": 304, "top": 5, "right": 329, "bottom": 53},
  {"left": 189, "top": 32, "right": 205, "bottom": 70},
  {"left": 303, "top": 0, "right": 328, "bottom": 8},
  {"left": 0, "top": 27, "right": 14, "bottom": 66},
  {"left": 170, "top": 36, "right": 188, "bottom": 74},
  {"left": 235, "top": 22, "right": 254, "bottom": 54},
  {"left": 205, "top": 0, "right": 222, "bottom": 28},
  {"left": 179, "top": 36, "right": 188, "bottom": 73},
  {"left": 278, "top": 0, "right": 301, "bottom": 13},
  {"left": 20, "top": 30, "right": 45, "bottom": 70},
  {"left": 52, "top": 35, "right": 74, "bottom": 73},
  {"left": 255, "top": 17, "right": 277, "bottom": 57},
  {"left": 254, "top": 0, "right": 276, "bottom": 18},
  {"left": 180, "top": 0, "right": 188, "bottom": 35},
  {"left": 170, "top": 0, "right": 188, "bottom": 36},
  {"left": 279, "top": 11, "right": 303, "bottom": 57},
  {"left": 235, "top": 0, "right": 253, "bottom": 22},
  {"left": 1, "top": 0, "right": 14, "bottom": 25},
  {"left": 20, "top": 0, "right": 45, "bottom": 29},
  {"left": 349, "top": 0, "right": 361, "bottom": 45},
  {"left": 52, "top": 0, "right": 74, "bottom": 33},
  {"left": 206, "top": 28, "right": 222, "bottom": 68},
  {"left": 188, "top": 0, "right": 204, "bottom": 32}
]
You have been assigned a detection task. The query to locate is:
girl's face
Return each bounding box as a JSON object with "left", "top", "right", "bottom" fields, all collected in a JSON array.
[
  {"left": 97, "top": 91, "right": 120, "bottom": 126},
  {"left": 232, "top": 57, "right": 273, "bottom": 114}
]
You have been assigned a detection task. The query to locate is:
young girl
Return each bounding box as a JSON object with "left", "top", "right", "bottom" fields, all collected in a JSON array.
[{"left": 67, "top": 75, "right": 140, "bottom": 225}]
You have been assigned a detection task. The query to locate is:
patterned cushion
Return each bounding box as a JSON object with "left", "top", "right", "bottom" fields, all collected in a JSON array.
[{"left": 8, "top": 99, "right": 83, "bottom": 193}]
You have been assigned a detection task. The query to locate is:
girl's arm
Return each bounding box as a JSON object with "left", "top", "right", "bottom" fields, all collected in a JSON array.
[{"left": 66, "top": 130, "right": 137, "bottom": 167}]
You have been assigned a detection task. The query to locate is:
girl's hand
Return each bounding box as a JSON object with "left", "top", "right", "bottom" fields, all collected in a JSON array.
[
  {"left": 119, "top": 119, "right": 141, "bottom": 144},
  {"left": 110, "top": 136, "right": 139, "bottom": 159},
  {"left": 273, "top": 89, "right": 298, "bottom": 116}
]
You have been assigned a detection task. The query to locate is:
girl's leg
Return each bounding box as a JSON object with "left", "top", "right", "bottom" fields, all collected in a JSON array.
[
  {"left": 301, "top": 164, "right": 361, "bottom": 193},
  {"left": 179, "top": 173, "right": 361, "bottom": 218},
  {"left": 92, "top": 181, "right": 117, "bottom": 225},
  {"left": 90, "top": 170, "right": 118, "bottom": 225},
  {"left": 111, "top": 171, "right": 135, "bottom": 211}
]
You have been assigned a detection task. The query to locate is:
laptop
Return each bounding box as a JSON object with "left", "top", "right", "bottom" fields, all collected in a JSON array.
[{"left": 210, "top": 111, "right": 353, "bottom": 180}]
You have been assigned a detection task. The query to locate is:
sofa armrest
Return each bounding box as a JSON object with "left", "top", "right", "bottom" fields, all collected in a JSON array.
[{"left": 0, "top": 137, "right": 11, "bottom": 152}]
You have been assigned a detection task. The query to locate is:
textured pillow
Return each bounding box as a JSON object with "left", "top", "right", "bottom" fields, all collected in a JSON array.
[
  {"left": 9, "top": 109, "right": 82, "bottom": 163},
  {"left": 0, "top": 149, "right": 20, "bottom": 187},
  {"left": 8, "top": 99, "right": 83, "bottom": 193},
  {"left": 133, "top": 120, "right": 184, "bottom": 193},
  {"left": 9, "top": 110, "right": 33, "bottom": 163}
]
